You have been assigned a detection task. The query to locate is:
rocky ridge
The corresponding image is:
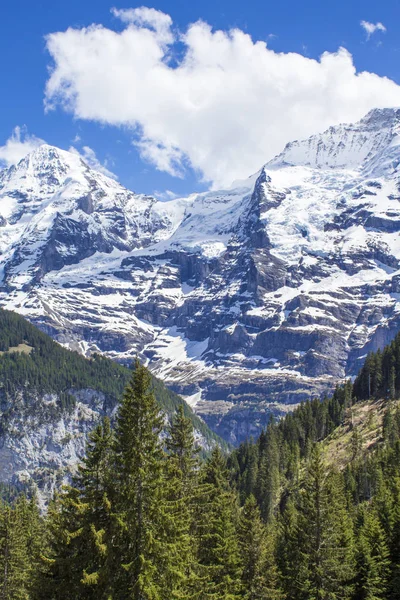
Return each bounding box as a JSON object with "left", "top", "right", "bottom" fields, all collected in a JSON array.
[{"left": 2, "top": 108, "right": 400, "bottom": 443}]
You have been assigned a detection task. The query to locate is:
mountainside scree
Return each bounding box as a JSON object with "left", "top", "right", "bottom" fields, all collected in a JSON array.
[{"left": 2, "top": 108, "right": 400, "bottom": 442}]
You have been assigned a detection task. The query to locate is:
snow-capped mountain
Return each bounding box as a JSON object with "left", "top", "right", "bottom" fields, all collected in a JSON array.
[
  {"left": 0, "top": 145, "right": 188, "bottom": 288},
  {"left": 2, "top": 108, "right": 400, "bottom": 443}
]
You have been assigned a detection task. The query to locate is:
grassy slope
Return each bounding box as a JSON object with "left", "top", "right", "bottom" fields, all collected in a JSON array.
[{"left": 321, "top": 397, "right": 398, "bottom": 469}]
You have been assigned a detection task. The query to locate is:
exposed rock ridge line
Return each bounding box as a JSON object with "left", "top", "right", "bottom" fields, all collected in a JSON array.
[{"left": 1, "top": 108, "right": 400, "bottom": 442}]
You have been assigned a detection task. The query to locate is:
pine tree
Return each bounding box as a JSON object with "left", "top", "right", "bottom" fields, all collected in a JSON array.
[
  {"left": 164, "top": 405, "right": 201, "bottom": 598},
  {"left": 166, "top": 405, "right": 199, "bottom": 485},
  {"left": 238, "top": 495, "right": 280, "bottom": 600},
  {"left": 37, "top": 489, "right": 84, "bottom": 600},
  {"left": 355, "top": 507, "right": 390, "bottom": 600},
  {"left": 277, "top": 496, "right": 304, "bottom": 600},
  {"left": 0, "top": 498, "right": 32, "bottom": 600},
  {"left": 255, "top": 422, "right": 280, "bottom": 522},
  {"left": 387, "top": 477, "right": 400, "bottom": 599},
  {"left": 110, "top": 360, "right": 182, "bottom": 599},
  {"left": 297, "top": 447, "right": 355, "bottom": 599},
  {"left": 372, "top": 351, "right": 383, "bottom": 396},
  {"left": 39, "top": 418, "right": 113, "bottom": 600},
  {"left": 241, "top": 441, "right": 259, "bottom": 502},
  {"left": 351, "top": 428, "right": 363, "bottom": 461},
  {"left": 390, "top": 366, "right": 396, "bottom": 399},
  {"left": 76, "top": 417, "right": 114, "bottom": 597},
  {"left": 17, "top": 494, "right": 44, "bottom": 598},
  {"left": 195, "top": 447, "right": 242, "bottom": 599},
  {"left": 344, "top": 380, "right": 353, "bottom": 412},
  {"left": 373, "top": 472, "right": 394, "bottom": 540}
]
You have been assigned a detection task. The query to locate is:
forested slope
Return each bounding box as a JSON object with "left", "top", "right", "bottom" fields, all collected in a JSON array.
[
  {"left": 0, "top": 308, "right": 222, "bottom": 443},
  {"left": 0, "top": 308, "right": 225, "bottom": 500},
  {"left": 1, "top": 317, "right": 400, "bottom": 597}
]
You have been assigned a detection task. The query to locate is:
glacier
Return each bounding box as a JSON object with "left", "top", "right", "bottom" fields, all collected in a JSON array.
[{"left": 2, "top": 108, "right": 400, "bottom": 443}]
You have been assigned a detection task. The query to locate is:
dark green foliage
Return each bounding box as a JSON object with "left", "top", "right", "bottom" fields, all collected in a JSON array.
[
  {"left": 109, "top": 360, "right": 173, "bottom": 599},
  {"left": 165, "top": 405, "right": 201, "bottom": 598},
  {"left": 238, "top": 495, "right": 280, "bottom": 600},
  {"left": 0, "top": 308, "right": 223, "bottom": 448},
  {"left": 353, "top": 331, "right": 400, "bottom": 401},
  {"left": 0, "top": 309, "right": 128, "bottom": 401},
  {"left": 195, "top": 448, "right": 242, "bottom": 599},
  {"left": 354, "top": 508, "right": 390, "bottom": 600},
  {"left": 0, "top": 495, "right": 44, "bottom": 600},
  {"left": 39, "top": 419, "right": 114, "bottom": 599},
  {"left": 255, "top": 422, "right": 280, "bottom": 521},
  {"left": 4, "top": 320, "right": 400, "bottom": 598},
  {"left": 228, "top": 380, "right": 353, "bottom": 513},
  {"left": 296, "top": 449, "right": 355, "bottom": 599},
  {"left": 277, "top": 497, "right": 303, "bottom": 600},
  {"left": 277, "top": 450, "right": 355, "bottom": 600},
  {"left": 226, "top": 327, "right": 400, "bottom": 600},
  {"left": 37, "top": 416, "right": 107, "bottom": 597}
]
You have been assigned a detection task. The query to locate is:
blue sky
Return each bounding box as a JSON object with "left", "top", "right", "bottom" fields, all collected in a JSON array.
[{"left": 1, "top": 0, "right": 400, "bottom": 197}]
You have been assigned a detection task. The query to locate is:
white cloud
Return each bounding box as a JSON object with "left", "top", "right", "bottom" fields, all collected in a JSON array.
[
  {"left": 45, "top": 10, "right": 400, "bottom": 188},
  {"left": 0, "top": 126, "right": 45, "bottom": 168},
  {"left": 111, "top": 6, "right": 173, "bottom": 45},
  {"left": 360, "top": 20, "right": 387, "bottom": 40},
  {"left": 135, "top": 138, "right": 186, "bottom": 178},
  {"left": 69, "top": 145, "right": 118, "bottom": 179},
  {"left": 154, "top": 188, "right": 180, "bottom": 201}
]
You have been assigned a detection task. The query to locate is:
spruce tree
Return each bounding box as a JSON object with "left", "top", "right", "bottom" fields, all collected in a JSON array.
[
  {"left": 164, "top": 405, "right": 201, "bottom": 598},
  {"left": 238, "top": 495, "right": 280, "bottom": 600},
  {"left": 195, "top": 447, "right": 242, "bottom": 599},
  {"left": 76, "top": 417, "right": 114, "bottom": 597},
  {"left": 110, "top": 360, "right": 182, "bottom": 600},
  {"left": 390, "top": 366, "right": 396, "bottom": 399},
  {"left": 255, "top": 422, "right": 280, "bottom": 522},
  {"left": 276, "top": 496, "right": 303, "bottom": 600},
  {"left": 39, "top": 418, "right": 113, "bottom": 600},
  {"left": 37, "top": 489, "right": 84, "bottom": 599},
  {"left": 388, "top": 477, "right": 400, "bottom": 599},
  {"left": 355, "top": 507, "right": 390, "bottom": 600},
  {"left": 18, "top": 494, "right": 44, "bottom": 598},
  {"left": 297, "top": 447, "right": 355, "bottom": 599},
  {"left": 166, "top": 405, "right": 199, "bottom": 485},
  {"left": 0, "top": 498, "right": 32, "bottom": 600}
]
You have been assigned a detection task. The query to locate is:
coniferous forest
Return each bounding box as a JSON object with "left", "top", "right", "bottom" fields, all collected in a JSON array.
[{"left": 3, "top": 337, "right": 400, "bottom": 598}]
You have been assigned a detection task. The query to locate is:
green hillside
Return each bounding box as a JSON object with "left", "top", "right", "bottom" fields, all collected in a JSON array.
[
  {"left": 1, "top": 317, "right": 400, "bottom": 598},
  {"left": 0, "top": 308, "right": 224, "bottom": 448}
]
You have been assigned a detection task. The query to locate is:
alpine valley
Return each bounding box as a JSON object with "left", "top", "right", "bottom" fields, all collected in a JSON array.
[{"left": 2, "top": 107, "right": 400, "bottom": 444}]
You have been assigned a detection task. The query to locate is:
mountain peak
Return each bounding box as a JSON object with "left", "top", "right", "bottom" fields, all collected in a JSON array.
[
  {"left": 2, "top": 107, "right": 400, "bottom": 445},
  {"left": 360, "top": 106, "right": 400, "bottom": 128},
  {"left": 0, "top": 143, "right": 89, "bottom": 196},
  {"left": 17, "top": 143, "right": 80, "bottom": 168},
  {"left": 267, "top": 106, "right": 400, "bottom": 172},
  {"left": 22, "top": 143, "right": 89, "bottom": 174}
]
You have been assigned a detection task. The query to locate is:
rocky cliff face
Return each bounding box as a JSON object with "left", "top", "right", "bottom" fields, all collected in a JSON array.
[
  {"left": 2, "top": 108, "right": 400, "bottom": 443},
  {"left": 0, "top": 388, "right": 109, "bottom": 509},
  {"left": 0, "top": 386, "right": 215, "bottom": 508}
]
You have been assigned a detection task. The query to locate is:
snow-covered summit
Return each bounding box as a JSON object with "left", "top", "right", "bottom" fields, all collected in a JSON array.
[
  {"left": 2, "top": 110, "right": 400, "bottom": 442},
  {"left": 268, "top": 107, "right": 400, "bottom": 172},
  {"left": 0, "top": 143, "right": 157, "bottom": 219},
  {"left": 0, "top": 144, "right": 189, "bottom": 287}
]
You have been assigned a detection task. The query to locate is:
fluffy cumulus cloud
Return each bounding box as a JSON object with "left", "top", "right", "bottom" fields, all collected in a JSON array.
[
  {"left": 153, "top": 188, "right": 180, "bottom": 201},
  {"left": 360, "top": 20, "right": 387, "bottom": 40},
  {"left": 0, "top": 126, "right": 45, "bottom": 168},
  {"left": 69, "top": 145, "right": 118, "bottom": 179},
  {"left": 45, "top": 8, "right": 400, "bottom": 188}
]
